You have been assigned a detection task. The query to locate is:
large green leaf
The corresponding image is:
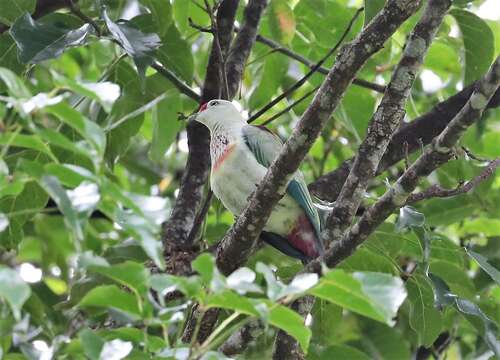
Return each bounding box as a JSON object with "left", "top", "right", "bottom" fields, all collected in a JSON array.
[
  {"left": 0, "top": 0, "right": 35, "bottom": 26},
  {"left": 140, "top": 0, "right": 173, "bottom": 35},
  {"left": 406, "top": 275, "right": 442, "bottom": 347},
  {"left": 45, "top": 102, "right": 106, "bottom": 157},
  {"left": 78, "top": 285, "right": 142, "bottom": 319},
  {"left": 156, "top": 23, "right": 194, "bottom": 83},
  {"left": 249, "top": 53, "right": 288, "bottom": 110},
  {"left": 0, "top": 67, "right": 31, "bottom": 98},
  {"left": 266, "top": 301, "right": 312, "bottom": 353},
  {"left": 89, "top": 261, "right": 150, "bottom": 295},
  {"left": 364, "top": 0, "right": 385, "bottom": 26},
  {"left": 149, "top": 89, "right": 182, "bottom": 161},
  {"left": 39, "top": 175, "right": 84, "bottom": 241},
  {"left": 0, "top": 266, "right": 31, "bottom": 320},
  {"left": 466, "top": 249, "right": 500, "bottom": 285},
  {"left": 309, "top": 270, "right": 407, "bottom": 325},
  {"left": 449, "top": 9, "right": 494, "bottom": 85},
  {"left": 103, "top": 10, "right": 161, "bottom": 79},
  {"left": 268, "top": 0, "right": 296, "bottom": 44},
  {"left": 10, "top": 13, "right": 93, "bottom": 64}
]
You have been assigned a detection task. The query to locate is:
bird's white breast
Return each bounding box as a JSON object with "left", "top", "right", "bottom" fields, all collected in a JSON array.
[{"left": 210, "top": 141, "right": 303, "bottom": 237}]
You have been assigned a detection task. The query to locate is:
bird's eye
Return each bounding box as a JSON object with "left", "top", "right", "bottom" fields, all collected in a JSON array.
[{"left": 211, "top": 100, "right": 219, "bottom": 106}]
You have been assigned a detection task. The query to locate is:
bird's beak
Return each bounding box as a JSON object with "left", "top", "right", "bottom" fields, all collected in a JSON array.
[
  {"left": 188, "top": 113, "right": 198, "bottom": 123},
  {"left": 188, "top": 102, "right": 208, "bottom": 123}
]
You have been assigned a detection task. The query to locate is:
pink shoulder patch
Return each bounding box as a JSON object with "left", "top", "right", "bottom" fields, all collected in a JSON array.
[
  {"left": 287, "top": 214, "right": 320, "bottom": 259},
  {"left": 213, "top": 143, "right": 236, "bottom": 171}
]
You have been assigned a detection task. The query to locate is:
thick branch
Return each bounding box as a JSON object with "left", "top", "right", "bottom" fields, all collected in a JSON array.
[
  {"left": 225, "top": 0, "right": 268, "bottom": 99},
  {"left": 307, "top": 56, "right": 500, "bottom": 274},
  {"left": 162, "top": 0, "right": 239, "bottom": 257},
  {"left": 216, "top": 0, "right": 421, "bottom": 276},
  {"left": 406, "top": 157, "right": 500, "bottom": 204},
  {"left": 308, "top": 84, "right": 500, "bottom": 202},
  {"left": 324, "top": 0, "right": 451, "bottom": 242},
  {"left": 272, "top": 296, "right": 315, "bottom": 360}
]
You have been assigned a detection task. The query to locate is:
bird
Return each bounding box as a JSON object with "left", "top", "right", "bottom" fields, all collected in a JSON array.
[{"left": 190, "top": 99, "right": 324, "bottom": 263}]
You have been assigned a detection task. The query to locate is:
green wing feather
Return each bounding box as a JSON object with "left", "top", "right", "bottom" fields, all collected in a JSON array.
[{"left": 242, "top": 125, "right": 323, "bottom": 245}]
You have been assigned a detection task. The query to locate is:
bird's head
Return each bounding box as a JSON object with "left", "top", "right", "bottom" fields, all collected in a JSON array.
[{"left": 190, "top": 99, "right": 245, "bottom": 131}]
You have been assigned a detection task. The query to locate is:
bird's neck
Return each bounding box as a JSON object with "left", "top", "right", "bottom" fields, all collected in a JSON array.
[{"left": 210, "top": 125, "right": 241, "bottom": 169}]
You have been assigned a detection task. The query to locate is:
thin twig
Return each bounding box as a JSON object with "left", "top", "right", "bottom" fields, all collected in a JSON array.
[
  {"left": 247, "top": 7, "right": 364, "bottom": 124},
  {"left": 259, "top": 86, "right": 319, "bottom": 126},
  {"left": 250, "top": 32, "right": 386, "bottom": 93},
  {"left": 66, "top": 0, "right": 101, "bottom": 35},
  {"left": 406, "top": 158, "right": 500, "bottom": 204},
  {"left": 152, "top": 61, "right": 200, "bottom": 101}
]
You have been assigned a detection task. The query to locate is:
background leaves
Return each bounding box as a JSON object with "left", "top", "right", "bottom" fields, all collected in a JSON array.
[{"left": 0, "top": 0, "right": 498, "bottom": 358}]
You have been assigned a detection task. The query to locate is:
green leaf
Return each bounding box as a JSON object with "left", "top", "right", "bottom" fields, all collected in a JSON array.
[
  {"left": 249, "top": 53, "right": 288, "bottom": 110},
  {"left": 0, "top": 213, "right": 8, "bottom": 232},
  {"left": 79, "top": 329, "right": 104, "bottom": 360},
  {"left": 337, "top": 86, "right": 376, "bottom": 140},
  {"left": 78, "top": 285, "right": 141, "bottom": 319},
  {"left": 10, "top": 13, "right": 93, "bottom": 64},
  {"left": 103, "top": 9, "right": 161, "bottom": 80},
  {"left": 192, "top": 253, "right": 216, "bottom": 285},
  {"left": 0, "top": 132, "right": 56, "bottom": 160},
  {"left": 358, "top": 320, "right": 412, "bottom": 360},
  {"left": 454, "top": 297, "right": 500, "bottom": 357},
  {"left": 39, "top": 175, "right": 84, "bottom": 241},
  {"left": 466, "top": 249, "right": 500, "bottom": 285},
  {"left": 267, "top": 301, "right": 311, "bottom": 352},
  {"left": 0, "top": 0, "right": 36, "bottom": 26},
  {"left": 90, "top": 261, "right": 150, "bottom": 296},
  {"left": 268, "top": 0, "right": 296, "bottom": 44},
  {"left": 364, "top": 0, "right": 385, "bottom": 26},
  {"left": 140, "top": 0, "right": 173, "bottom": 35},
  {"left": 0, "top": 33, "right": 24, "bottom": 76},
  {"left": 0, "top": 266, "right": 31, "bottom": 320},
  {"left": 156, "top": 23, "right": 194, "bottom": 82},
  {"left": 429, "top": 260, "right": 475, "bottom": 299},
  {"left": 315, "top": 345, "right": 371, "bottom": 360},
  {"left": 45, "top": 102, "right": 106, "bottom": 156},
  {"left": 53, "top": 75, "right": 121, "bottom": 113},
  {"left": 206, "top": 291, "right": 258, "bottom": 316},
  {"left": 149, "top": 89, "right": 182, "bottom": 161},
  {"left": 150, "top": 274, "right": 203, "bottom": 299},
  {"left": 310, "top": 300, "right": 342, "bottom": 346},
  {"left": 0, "top": 67, "right": 31, "bottom": 98},
  {"left": 449, "top": 9, "right": 494, "bottom": 85},
  {"left": 406, "top": 275, "right": 442, "bottom": 347},
  {"left": 309, "top": 270, "right": 407, "bottom": 325},
  {"left": 396, "top": 206, "right": 425, "bottom": 231}
]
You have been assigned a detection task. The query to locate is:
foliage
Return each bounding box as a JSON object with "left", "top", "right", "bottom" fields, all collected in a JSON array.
[{"left": 0, "top": 0, "right": 499, "bottom": 359}]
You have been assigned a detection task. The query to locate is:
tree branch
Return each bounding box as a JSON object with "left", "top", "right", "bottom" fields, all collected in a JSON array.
[
  {"left": 273, "top": 4, "right": 450, "bottom": 355},
  {"left": 250, "top": 29, "right": 386, "bottom": 93},
  {"left": 247, "top": 7, "right": 364, "bottom": 124},
  {"left": 162, "top": 0, "right": 239, "bottom": 260},
  {"left": 406, "top": 157, "right": 500, "bottom": 204},
  {"left": 324, "top": 0, "right": 451, "bottom": 243},
  {"left": 215, "top": 0, "right": 422, "bottom": 276},
  {"left": 178, "top": 0, "right": 270, "bottom": 344},
  {"left": 306, "top": 56, "right": 500, "bottom": 274},
  {"left": 308, "top": 84, "right": 500, "bottom": 202},
  {"left": 225, "top": 0, "right": 268, "bottom": 99},
  {"left": 152, "top": 61, "right": 200, "bottom": 102}
]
